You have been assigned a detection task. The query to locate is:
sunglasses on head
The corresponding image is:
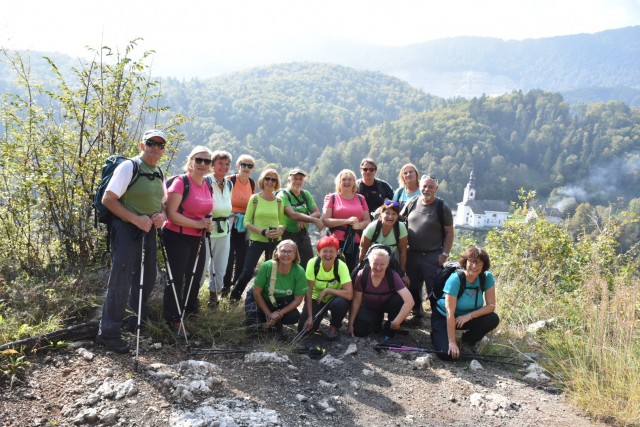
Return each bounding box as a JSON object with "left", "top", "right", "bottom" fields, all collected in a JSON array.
[
  {"left": 384, "top": 200, "right": 400, "bottom": 207},
  {"left": 263, "top": 176, "right": 278, "bottom": 183},
  {"left": 361, "top": 167, "right": 376, "bottom": 172},
  {"left": 421, "top": 174, "right": 438, "bottom": 182},
  {"left": 240, "top": 162, "right": 254, "bottom": 169},
  {"left": 145, "top": 139, "right": 166, "bottom": 150},
  {"left": 194, "top": 157, "right": 212, "bottom": 165}
]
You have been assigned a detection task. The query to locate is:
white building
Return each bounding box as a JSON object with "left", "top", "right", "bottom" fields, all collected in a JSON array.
[{"left": 454, "top": 171, "right": 510, "bottom": 229}]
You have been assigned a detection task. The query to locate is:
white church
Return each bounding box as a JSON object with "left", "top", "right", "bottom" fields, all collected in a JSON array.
[{"left": 454, "top": 171, "right": 510, "bottom": 229}]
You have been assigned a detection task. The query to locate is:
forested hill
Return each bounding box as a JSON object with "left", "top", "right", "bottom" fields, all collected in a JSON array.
[
  {"left": 157, "top": 63, "right": 639, "bottom": 210},
  {"left": 160, "top": 63, "right": 438, "bottom": 172}
]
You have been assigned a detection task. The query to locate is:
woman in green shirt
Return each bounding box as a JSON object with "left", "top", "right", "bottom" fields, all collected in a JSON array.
[{"left": 244, "top": 240, "right": 308, "bottom": 330}]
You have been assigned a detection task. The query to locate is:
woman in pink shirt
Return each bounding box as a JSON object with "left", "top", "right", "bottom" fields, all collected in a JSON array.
[
  {"left": 323, "top": 169, "right": 371, "bottom": 270},
  {"left": 162, "top": 146, "right": 214, "bottom": 338}
]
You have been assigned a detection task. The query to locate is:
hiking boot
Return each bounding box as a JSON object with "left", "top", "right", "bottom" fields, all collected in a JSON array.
[
  {"left": 173, "top": 321, "right": 192, "bottom": 339},
  {"left": 96, "top": 334, "right": 130, "bottom": 353},
  {"left": 327, "top": 326, "right": 340, "bottom": 342}
]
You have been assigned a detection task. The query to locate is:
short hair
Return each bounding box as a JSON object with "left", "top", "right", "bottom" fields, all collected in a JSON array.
[
  {"left": 211, "top": 150, "right": 232, "bottom": 165},
  {"left": 273, "top": 239, "right": 300, "bottom": 264},
  {"left": 360, "top": 158, "right": 377, "bottom": 170},
  {"left": 236, "top": 154, "right": 255, "bottom": 168},
  {"left": 183, "top": 146, "right": 212, "bottom": 172},
  {"left": 367, "top": 247, "right": 390, "bottom": 264},
  {"left": 317, "top": 235, "right": 340, "bottom": 251},
  {"left": 334, "top": 169, "right": 357, "bottom": 193},
  {"left": 459, "top": 246, "right": 491, "bottom": 273},
  {"left": 398, "top": 163, "right": 420, "bottom": 187},
  {"left": 420, "top": 174, "right": 439, "bottom": 185},
  {"left": 257, "top": 168, "right": 281, "bottom": 191}
]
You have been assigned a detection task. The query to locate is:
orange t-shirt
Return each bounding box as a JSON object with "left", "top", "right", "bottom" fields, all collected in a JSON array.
[{"left": 231, "top": 175, "right": 254, "bottom": 213}]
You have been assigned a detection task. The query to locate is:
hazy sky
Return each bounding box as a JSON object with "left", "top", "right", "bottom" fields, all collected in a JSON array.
[{"left": 2, "top": 0, "right": 640, "bottom": 77}]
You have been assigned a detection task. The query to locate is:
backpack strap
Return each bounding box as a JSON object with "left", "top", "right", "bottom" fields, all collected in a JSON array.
[
  {"left": 268, "top": 261, "right": 279, "bottom": 306},
  {"left": 370, "top": 220, "right": 383, "bottom": 243},
  {"left": 313, "top": 257, "right": 339, "bottom": 283}
]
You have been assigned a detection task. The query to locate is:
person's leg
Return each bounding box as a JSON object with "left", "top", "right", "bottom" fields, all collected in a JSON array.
[
  {"left": 184, "top": 236, "right": 206, "bottom": 315},
  {"left": 99, "top": 219, "right": 139, "bottom": 338},
  {"left": 223, "top": 228, "right": 239, "bottom": 288},
  {"left": 230, "top": 241, "right": 267, "bottom": 300},
  {"left": 298, "top": 299, "right": 321, "bottom": 332},
  {"left": 460, "top": 312, "right": 500, "bottom": 345},
  {"left": 162, "top": 229, "right": 190, "bottom": 323},
  {"left": 406, "top": 251, "right": 425, "bottom": 316},
  {"left": 430, "top": 310, "right": 452, "bottom": 360},
  {"left": 352, "top": 305, "right": 381, "bottom": 337},
  {"left": 422, "top": 251, "right": 441, "bottom": 311},
  {"left": 327, "top": 297, "right": 350, "bottom": 328},
  {"left": 244, "top": 290, "right": 266, "bottom": 325},
  {"left": 381, "top": 294, "right": 404, "bottom": 338},
  {"left": 208, "top": 234, "right": 231, "bottom": 293}
]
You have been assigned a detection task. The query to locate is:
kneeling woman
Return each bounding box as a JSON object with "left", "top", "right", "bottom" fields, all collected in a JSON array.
[
  {"left": 348, "top": 248, "right": 413, "bottom": 339},
  {"left": 244, "top": 240, "right": 308, "bottom": 330},
  {"left": 430, "top": 246, "right": 500, "bottom": 359},
  {"left": 298, "top": 236, "right": 353, "bottom": 341}
]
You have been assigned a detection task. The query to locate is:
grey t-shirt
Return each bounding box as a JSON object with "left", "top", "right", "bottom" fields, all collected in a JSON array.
[{"left": 406, "top": 198, "right": 453, "bottom": 252}]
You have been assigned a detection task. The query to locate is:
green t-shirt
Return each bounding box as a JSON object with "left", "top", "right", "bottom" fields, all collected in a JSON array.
[
  {"left": 245, "top": 194, "right": 285, "bottom": 242},
  {"left": 253, "top": 260, "right": 308, "bottom": 301},
  {"left": 362, "top": 220, "right": 408, "bottom": 256},
  {"left": 279, "top": 189, "right": 317, "bottom": 233},
  {"left": 122, "top": 159, "right": 164, "bottom": 216},
  {"left": 305, "top": 257, "right": 351, "bottom": 303}
]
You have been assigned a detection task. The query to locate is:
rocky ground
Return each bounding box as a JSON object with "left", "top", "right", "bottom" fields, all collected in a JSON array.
[{"left": 0, "top": 318, "right": 606, "bottom": 427}]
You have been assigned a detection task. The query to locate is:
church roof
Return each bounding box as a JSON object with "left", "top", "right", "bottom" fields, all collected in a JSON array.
[{"left": 458, "top": 199, "right": 510, "bottom": 214}]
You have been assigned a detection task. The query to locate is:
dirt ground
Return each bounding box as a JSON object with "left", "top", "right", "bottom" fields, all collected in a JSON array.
[{"left": 0, "top": 314, "right": 606, "bottom": 427}]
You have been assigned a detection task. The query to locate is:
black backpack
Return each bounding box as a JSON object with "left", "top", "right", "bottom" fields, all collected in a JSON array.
[
  {"left": 351, "top": 243, "right": 401, "bottom": 293},
  {"left": 93, "top": 155, "right": 143, "bottom": 226},
  {"left": 429, "top": 261, "right": 486, "bottom": 305}
]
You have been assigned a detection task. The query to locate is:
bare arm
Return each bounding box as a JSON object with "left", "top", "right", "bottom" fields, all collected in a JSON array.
[
  {"left": 103, "top": 190, "right": 153, "bottom": 232},
  {"left": 389, "top": 287, "right": 414, "bottom": 330},
  {"left": 445, "top": 294, "right": 460, "bottom": 359},
  {"left": 455, "top": 285, "right": 496, "bottom": 328},
  {"left": 347, "top": 290, "right": 363, "bottom": 336},
  {"left": 438, "top": 225, "right": 455, "bottom": 265}
]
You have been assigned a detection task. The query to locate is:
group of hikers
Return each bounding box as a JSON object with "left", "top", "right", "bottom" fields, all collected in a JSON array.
[{"left": 95, "top": 130, "right": 499, "bottom": 361}]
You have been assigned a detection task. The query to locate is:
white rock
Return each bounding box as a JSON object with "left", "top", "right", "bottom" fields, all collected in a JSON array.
[
  {"left": 296, "top": 394, "right": 308, "bottom": 402},
  {"left": 362, "top": 369, "right": 374, "bottom": 376},
  {"left": 319, "top": 355, "right": 343, "bottom": 368},
  {"left": 413, "top": 355, "right": 433, "bottom": 369},
  {"left": 152, "top": 342, "right": 162, "bottom": 349},
  {"left": 342, "top": 343, "right": 358, "bottom": 357},
  {"left": 244, "top": 351, "right": 290, "bottom": 364},
  {"left": 469, "top": 360, "right": 484, "bottom": 370},
  {"left": 318, "top": 380, "right": 335, "bottom": 388},
  {"left": 96, "top": 380, "right": 116, "bottom": 399},
  {"left": 524, "top": 371, "right": 551, "bottom": 383},
  {"left": 526, "top": 318, "right": 555, "bottom": 333},
  {"left": 114, "top": 379, "right": 137, "bottom": 400},
  {"left": 75, "top": 347, "right": 94, "bottom": 361},
  {"left": 99, "top": 408, "right": 119, "bottom": 426}
]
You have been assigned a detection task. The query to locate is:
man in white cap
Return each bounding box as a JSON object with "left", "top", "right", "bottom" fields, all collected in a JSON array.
[{"left": 96, "top": 130, "right": 167, "bottom": 353}]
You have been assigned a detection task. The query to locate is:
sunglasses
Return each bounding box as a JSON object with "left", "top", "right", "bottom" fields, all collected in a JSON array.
[
  {"left": 361, "top": 167, "right": 376, "bottom": 172},
  {"left": 384, "top": 200, "right": 400, "bottom": 207},
  {"left": 240, "top": 162, "right": 254, "bottom": 169},
  {"left": 421, "top": 174, "right": 438, "bottom": 182},
  {"left": 263, "top": 176, "right": 278, "bottom": 183},
  {"left": 193, "top": 157, "right": 212, "bottom": 165},
  {"left": 143, "top": 171, "right": 163, "bottom": 181},
  {"left": 145, "top": 140, "right": 166, "bottom": 150}
]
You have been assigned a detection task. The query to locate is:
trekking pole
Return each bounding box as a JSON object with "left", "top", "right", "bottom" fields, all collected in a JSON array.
[
  {"left": 157, "top": 229, "right": 190, "bottom": 348},
  {"left": 374, "top": 342, "right": 521, "bottom": 366},
  {"left": 292, "top": 297, "right": 333, "bottom": 344},
  {"left": 190, "top": 347, "right": 250, "bottom": 355},
  {"left": 178, "top": 224, "right": 207, "bottom": 343},
  {"left": 134, "top": 233, "right": 146, "bottom": 372}
]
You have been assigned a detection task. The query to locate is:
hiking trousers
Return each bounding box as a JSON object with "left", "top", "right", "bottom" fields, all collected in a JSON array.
[
  {"left": 283, "top": 228, "right": 314, "bottom": 268},
  {"left": 230, "top": 240, "right": 276, "bottom": 300},
  {"left": 297, "top": 296, "right": 350, "bottom": 332},
  {"left": 430, "top": 310, "right": 500, "bottom": 357},
  {"left": 352, "top": 293, "right": 404, "bottom": 338},
  {"left": 406, "top": 249, "right": 441, "bottom": 312},
  {"left": 99, "top": 219, "right": 157, "bottom": 338},
  {"left": 224, "top": 227, "right": 248, "bottom": 288}
]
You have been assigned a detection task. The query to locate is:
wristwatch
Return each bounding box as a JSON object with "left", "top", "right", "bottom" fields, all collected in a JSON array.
[{"left": 441, "top": 252, "right": 449, "bottom": 258}]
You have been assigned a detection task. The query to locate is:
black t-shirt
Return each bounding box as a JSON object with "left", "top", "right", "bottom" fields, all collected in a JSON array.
[{"left": 356, "top": 178, "right": 394, "bottom": 216}]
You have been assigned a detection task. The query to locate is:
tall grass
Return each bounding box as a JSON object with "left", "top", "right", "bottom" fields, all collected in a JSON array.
[{"left": 493, "top": 244, "right": 640, "bottom": 426}]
